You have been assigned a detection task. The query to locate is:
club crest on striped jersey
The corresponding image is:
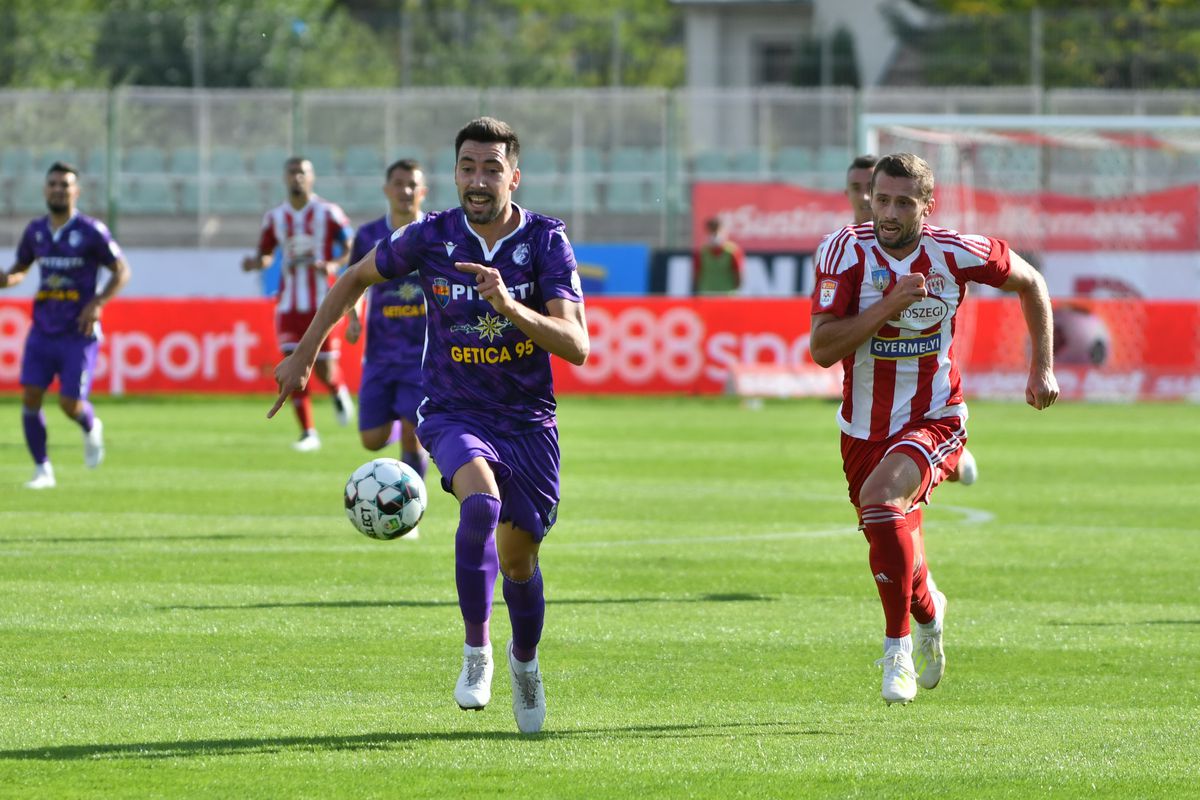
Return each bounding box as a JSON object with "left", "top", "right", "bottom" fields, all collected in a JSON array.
[
  {"left": 926, "top": 274, "right": 946, "bottom": 295},
  {"left": 871, "top": 266, "right": 891, "bottom": 293},
  {"left": 818, "top": 278, "right": 838, "bottom": 309}
]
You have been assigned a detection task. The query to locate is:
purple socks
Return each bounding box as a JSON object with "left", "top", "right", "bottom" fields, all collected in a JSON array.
[
  {"left": 22, "top": 408, "right": 48, "bottom": 464},
  {"left": 455, "top": 493, "right": 501, "bottom": 647},
  {"left": 504, "top": 565, "right": 545, "bottom": 663},
  {"left": 401, "top": 449, "right": 429, "bottom": 480}
]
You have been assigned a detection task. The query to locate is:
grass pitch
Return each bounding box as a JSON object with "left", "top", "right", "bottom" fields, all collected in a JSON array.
[{"left": 0, "top": 395, "right": 1197, "bottom": 798}]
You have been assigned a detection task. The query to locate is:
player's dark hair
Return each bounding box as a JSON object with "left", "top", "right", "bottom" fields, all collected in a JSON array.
[
  {"left": 284, "top": 156, "right": 313, "bottom": 172},
  {"left": 872, "top": 153, "right": 935, "bottom": 202},
  {"left": 386, "top": 158, "right": 423, "bottom": 180},
  {"left": 455, "top": 117, "right": 520, "bottom": 166},
  {"left": 46, "top": 161, "right": 79, "bottom": 178},
  {"left": 849, "top": 153, "right": 878, "bottom": 172}
]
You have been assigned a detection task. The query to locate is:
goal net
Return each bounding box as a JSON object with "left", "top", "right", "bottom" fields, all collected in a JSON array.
[{"left": 860, "top": 114, "right": 1200, "bottom": 400}]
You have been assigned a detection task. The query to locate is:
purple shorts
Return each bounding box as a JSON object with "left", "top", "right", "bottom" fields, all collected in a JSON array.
[
  {"left": 357, "top": 361, "right": 424, "bottom": 431},
  {"left": 417, "top": 411, "right": 561, "bottom": 542},
  {"left": 20, "top": 331, "right": 100, "bottom": 400}
]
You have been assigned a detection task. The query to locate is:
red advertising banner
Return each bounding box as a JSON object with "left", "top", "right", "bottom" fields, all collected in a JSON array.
[
  {"left": 0, "top": 299, "right": 360, "bottom": 395},
  {"left": 2, "top": 298, "right": 1196, "bottom": 401},
  {"left": 694, "top": 183, "right": 1200, "bottom": 253}
]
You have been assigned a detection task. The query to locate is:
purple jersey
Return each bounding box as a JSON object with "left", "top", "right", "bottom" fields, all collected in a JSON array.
[
  {"left": 16, "top": 214, "right": 123, "bottom": 337},
  {"left": 375, "top": 205, "right": 584, "bottom": 432},
  {"left": 349, "top": 215, "right": 426, "bottom": 378}
]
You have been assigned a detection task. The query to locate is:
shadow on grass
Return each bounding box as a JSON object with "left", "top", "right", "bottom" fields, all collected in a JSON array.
[
  {"left": 0, "top": 534, "right": 257, "bottom": 545},
  {"left": 161, "top": 593, "right": 777, "bottom": 611},
  {"left": 1048, "top": 619, "right": 1200, "bottom": 627},
  {"left": 0, "top": 722, "right": 836, "bottom": 761}
]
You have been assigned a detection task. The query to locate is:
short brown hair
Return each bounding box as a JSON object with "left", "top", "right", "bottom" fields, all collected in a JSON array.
[
  {"left": 47, "top": 161, "right": 80, "bottom": 178},
  {"left": 848, "top": 154, "right": 878, "bottom": 172},
  {"left": 386, "top": 158, "right": 423, "bottom": 180},
  {"left": 872, "top": 153, "right": 935, "bottom": 202},
  {"left": 455, "top": 117, "right": 520, "bottom": 166}
]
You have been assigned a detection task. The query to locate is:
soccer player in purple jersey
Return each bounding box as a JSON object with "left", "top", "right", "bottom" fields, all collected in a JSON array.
[
  {"left": 344, "top": 159, "right": 431, "bottom": 504},
  {"left": 269, "top": 117, "right": 588, "bottom": 734},
  {"left": 0, "top": 162, "right": 131, "bottom": 489}
]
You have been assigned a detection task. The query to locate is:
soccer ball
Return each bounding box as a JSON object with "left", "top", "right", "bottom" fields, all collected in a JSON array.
[{"left": 344, "top": 458, "right": 428, "bottom": 540}]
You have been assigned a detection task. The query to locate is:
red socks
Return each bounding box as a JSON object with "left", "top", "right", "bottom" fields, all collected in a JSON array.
[
  {"left": 861, "top": 503, "right": 915, "bottom": 638},
  {"left": 291, "top": 385, "right": 314, "bottom": 432}
]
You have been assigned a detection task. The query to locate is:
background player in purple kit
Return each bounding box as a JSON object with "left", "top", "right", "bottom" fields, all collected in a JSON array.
[
  {"left": 0, "top": 162, "right": 131, "bottom": 489},
  {"left": 344, "top": 159, "right": 431, "bottom": 497},
  {"left": 269, "top": 117, "right": 589, "bottom": 735}
]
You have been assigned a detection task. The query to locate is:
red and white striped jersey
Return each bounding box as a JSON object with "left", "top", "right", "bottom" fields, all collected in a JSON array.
[
  {"left": 811, "top": 222, "right": 1013, "bottom": 441},
  {"left": 257, "top": 196, "right": 353, "bottom": 314}
]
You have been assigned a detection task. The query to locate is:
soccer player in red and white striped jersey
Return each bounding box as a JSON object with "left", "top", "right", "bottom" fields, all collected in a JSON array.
[
  {"left": 814, "top": 152, "right": 1058, "bottom": 704},
  {"left": 243, "top": 156, "right": 355, "bottom": 451}
]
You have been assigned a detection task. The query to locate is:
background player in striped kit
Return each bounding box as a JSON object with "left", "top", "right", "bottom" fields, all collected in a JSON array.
[
  {"left": 345, "top": 158, "right": 431, "bottom": 519},
  {"left": 1, "top": 161, "right": 131, "bottom": 489},
  {"left": 814, "top": 152, "right": 1058, "bottom": 705},
  {"left": 242, "top": 156, "right": 355, "bottom": 451}
]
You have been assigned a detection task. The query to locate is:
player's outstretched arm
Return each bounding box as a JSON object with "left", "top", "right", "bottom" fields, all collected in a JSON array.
[
  {"left": 268, "top": 246, "right": 386, "bottom": 418},
  {"left": 1000, "top": 253, "right": 1058, "bottom": 410},
  {"left": 809, "top": 273, "right": 927, "bottom": 368},
  {"left": 0, "top": 262, "right": 32, "bottom": 289},
  {"left": 455, "top": 261, "right": 589, "bottom": 365}
]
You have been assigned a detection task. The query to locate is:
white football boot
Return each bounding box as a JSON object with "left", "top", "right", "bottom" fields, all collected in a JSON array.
[
  {"left": 954, "top": 447, "right": 978, "bottom": 485},
  {"left": 334, "top": 387, "right": 355, "bottom": 427},
  {"left": 83, "top": 418, "right": 105, "bottom": 469},
  {"left": 507, "top": 640, "right": 546, "bottom": 734},
  {"left": 455, "top": 643, "right": 493, "bottom": 710},
  {"left": 292, "top": 431, "right": 321, "bottom": 452},
  {"left": 914, "top": 590, "right": 947, "bottom": 690},
  {"left": 876, "top": 644, "right": 918, "bottom": 705},
  {"left": 24, "top": 462, "right": 56, "bottom": 490}
]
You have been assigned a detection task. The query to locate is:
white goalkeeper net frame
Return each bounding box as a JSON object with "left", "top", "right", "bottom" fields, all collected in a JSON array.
[{"left": 859, "top": 113, "right": 1200, "bottom": 247}]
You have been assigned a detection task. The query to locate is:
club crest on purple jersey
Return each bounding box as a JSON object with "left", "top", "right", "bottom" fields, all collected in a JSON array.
[
  {"left": 513, "top": 242, "right": 530, "bottom": 265},
  {"left": 431, "top": 277, "right": 451, "bottom": 307}
]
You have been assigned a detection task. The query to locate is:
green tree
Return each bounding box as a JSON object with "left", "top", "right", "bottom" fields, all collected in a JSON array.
[
  {"left": 0, "top": 0, "right": 106, "bottom": 88},
  {"left": 889, "top": 0, "right": 1200, "bottom": 89}
]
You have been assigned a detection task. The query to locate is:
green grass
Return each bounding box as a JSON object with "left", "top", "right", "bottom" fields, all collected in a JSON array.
[{"left": 0, "top": 395, "right": 1198, "bottom": 798}]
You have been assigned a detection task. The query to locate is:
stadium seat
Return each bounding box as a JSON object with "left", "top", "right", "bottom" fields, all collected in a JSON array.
[
  {"left": 609, "top": 146, "right": 652, "bottom": 174},
  {"left": 570, "top": 146, "right": 605, "bottom": 176},
  {"left": 85, "top": 146, "right": 108, "bottom": 175},
  {"left": 211, "top": 146, "right": 248, "bottom": 176},
  {"left": 169, "top": 146, "right": 200, "bottom": 175},
  {"left": 252, "top": 146, "right": 290, "bottom": 176},
  {"left": 2, "top": 147, "right": 36, "bottom": 175},
  {"left": 728, "top": 149, "right": 763, "bottom": 176},
  {"left": 304, "top": 145, "right": 337, "bottom": 175},
  {"left": 341, "top": 177, "right": 385, "bottom": 215},
  {"left": 518, "top": 149, "right": 561, "bottom": 176},
  {"left": 691, "top": 150, "right": 729, "bottom": 176},
  {"left": 11, "top": 175, "right": 47, "bottom": 213},
  {"left": 516, "top": 179, "right": 567, "bottom": 212},
  {"left": 343, "top": 145, "right": 382, "bottom": 176},
  {"left": 431, "top": 147, "right": 458, "bottom": 177},
  {"left": 774, "top": 146, "right": 814, "bottom": 174},
  {"left": 209, "top": 177, "right": 266, "bottom": 214},
  {"left": 120, "top": 176, "right": 177, "bottom": 215},
  {"left": 815, "top": 145, "right": 851, "bottom": 173},
  {"left": 604, "top": 178, "right": 650, "bottom": 212},
  {"left": 38, "top": 147, "right": 79, "bottom": 172},
  {"left": 123, "top": 145, "right": 167, "bottom": 174}
]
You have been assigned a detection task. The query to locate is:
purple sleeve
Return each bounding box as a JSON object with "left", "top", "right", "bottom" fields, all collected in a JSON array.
[
  {"left": 537, "top": 226, "right": 583, "bottom": 303},
  {"left": 375, "top": 223, "right": 419, "bottom": 280},
  {"left": 15, "top": 224, "right": 35, "bottom": 265},
  {"left": 349, "top": 230, "right": 372, "bottom": 265},
  {"left": 92, "top": 221, "right": 123, "bottom": 266}
]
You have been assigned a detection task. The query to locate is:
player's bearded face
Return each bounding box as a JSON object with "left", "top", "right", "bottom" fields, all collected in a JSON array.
[
  {"left": 44, "top": 173, "right": 76, "bottom": 214},
  {"left": 871, "top": 174, "right": 931, "bottom": 253},
  {"left": 456, "top": 140, "right": 517, "bottom": 225}
]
